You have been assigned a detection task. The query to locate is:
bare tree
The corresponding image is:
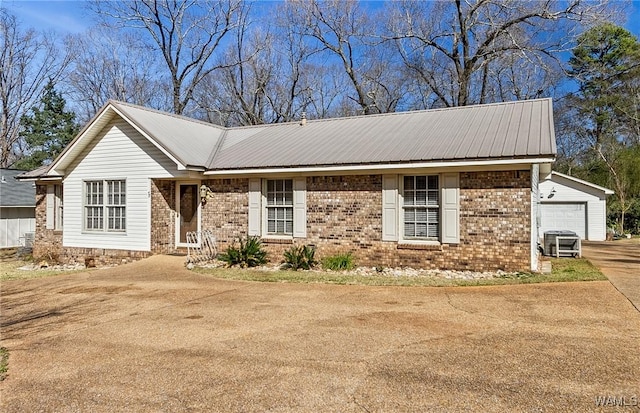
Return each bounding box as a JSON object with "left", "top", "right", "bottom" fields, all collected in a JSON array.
[
  {"left": 66, "top": 27, "right": 170, "bottom": 122},
  {"left": 0, "top": 9, "right": 71, "bottom": 168},
  {"left": 91, "top": 0, "right": 243, "bottom": 115},
  {"left": 283, "top": 0, "right": 406, "bottom": 115},
  {"left": 387, "top": 0, "right": 615, "bottom": 108}
]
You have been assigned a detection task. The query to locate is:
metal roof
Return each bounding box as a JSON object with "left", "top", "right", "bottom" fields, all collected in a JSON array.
[
  {"left": 110, "top": 101, "right": 225, "bottom": 168},
  {"left": 26, "top": 98, "right": 556, "bottom": 179},
  {"left": 0, "top": 169, "right": 36, "bottom": 207},
  {"left": 211, "top": 98, "right": 556, "bottom": 170}
]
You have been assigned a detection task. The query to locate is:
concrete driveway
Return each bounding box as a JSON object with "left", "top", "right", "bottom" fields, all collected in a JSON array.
[
  {"left": 582, "top": 239, "right": 640, "bottom": 313},
  {"left": 1, "top": 256, "right": 639, "bottom": 412}
]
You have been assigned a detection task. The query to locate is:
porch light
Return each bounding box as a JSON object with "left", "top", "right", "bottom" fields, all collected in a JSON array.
[{"left": 200, "top": 184, "right": 215, "bottom": 204}]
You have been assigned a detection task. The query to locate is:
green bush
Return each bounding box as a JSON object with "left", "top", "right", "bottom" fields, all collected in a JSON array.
[
  {"left": 218, "top": 236, "right": 267, "bottom": 268},
  {"left": 282, "top": 245, "right": 317, "bottom": 270},
  {"left": 322, "top": 252, "right": 356, "bottom": 271}
]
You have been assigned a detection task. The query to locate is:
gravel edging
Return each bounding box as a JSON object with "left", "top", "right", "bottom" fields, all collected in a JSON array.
[{"left": 195, "top": 261, "right": 520, "bottom": 280}]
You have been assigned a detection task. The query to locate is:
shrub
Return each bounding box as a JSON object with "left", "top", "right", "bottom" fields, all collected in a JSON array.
[
  {"left": 322, "top": 252, "right": 356, "bottom": 271},
  {"left": 218, "top": 236, "right": 267, "bottom": 268},
  {"left": 282, "top": 245, "right": 317, "bottom": 271}
]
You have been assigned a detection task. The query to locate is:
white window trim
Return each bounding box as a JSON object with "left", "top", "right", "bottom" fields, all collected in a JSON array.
[
  {"left": 82, "top": 179, "right": 127, "bottom": 234},
  {"left": 261, "top": 178, "right": 294, "bottom": 239},
  {"left": 399, "top": 174, "right": 442, "bottom": 245},
  {"left": 250, "top": 177, "right": 306, "bottom": 240}
]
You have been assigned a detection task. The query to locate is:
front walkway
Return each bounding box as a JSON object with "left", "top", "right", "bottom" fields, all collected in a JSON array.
[{"left": 582, "top": 239, "right": 640, "bottom": 312}]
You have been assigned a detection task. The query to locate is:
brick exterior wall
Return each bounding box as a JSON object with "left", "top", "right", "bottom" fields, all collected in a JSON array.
[
  {"left": 199, "top": 171, "right": 532, "bottom": 272},
  {"left": 150, "top": 179, "right": 176, "bottom": 254},
  {"left": 33, "top": 185, "right": 63, "bottom": 261},
  {"left": 200, "top": 178, "right": 249, "bottom": 251},
  {"left": 33, "top": 170, "right": 533, "bottom": 271}
]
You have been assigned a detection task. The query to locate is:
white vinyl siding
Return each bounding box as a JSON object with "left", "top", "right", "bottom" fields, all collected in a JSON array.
[
  {"left": 531, "top": 164, "right": 540, "bottom": 271},
  {"left": 0, "top": 207, "right": 35, "bottom": 248},
  {"left": 62, "top": 119, "right": 191, "bottom": 251},
  {"left": 539, "top": 174, "right": 610, "bottom": 241}
]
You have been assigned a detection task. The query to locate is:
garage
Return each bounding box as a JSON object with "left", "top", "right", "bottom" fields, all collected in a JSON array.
[
  {"left": 539, "top": 171, "right": 613, "bottom": 241},
  {"left": 540, "top": 202, "right": 586, "bottom": 239}
]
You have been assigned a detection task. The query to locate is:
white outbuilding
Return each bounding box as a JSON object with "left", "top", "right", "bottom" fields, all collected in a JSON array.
[
  {"left": 0, "top": 169, "right": 36, "bottom": 248},
  {"left": 539, "top": 171, "right": 614, "bottom": 241}
]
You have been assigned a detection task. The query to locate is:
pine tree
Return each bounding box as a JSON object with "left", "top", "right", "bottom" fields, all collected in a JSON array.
[
  {"left": 14, "top": 81, "right": 79, "bottom": 170},
  {"left": 563, "top": 23, "right": 640, "bottom": 234}
]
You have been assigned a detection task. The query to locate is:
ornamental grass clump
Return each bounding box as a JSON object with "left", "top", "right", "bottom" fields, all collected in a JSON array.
[
  {"left": 218, "top": 236, "right": 267, "bottom": 268},
  {"left": 322, "top": 252, "right": 356, "bottom": 271},
  {"left": 282, "top": 245, "right": 317, "bottom": 270}
]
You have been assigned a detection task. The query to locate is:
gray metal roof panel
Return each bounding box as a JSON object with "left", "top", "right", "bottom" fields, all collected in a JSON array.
[
  {"left": 110, "top": 101, "right": 226, "bottom": 168},
  {"left": 1, "top": 169, "right": 36, "bottom": 206},
  {"left": 210, "top": 98, "right": 556, "bottom": 169}
]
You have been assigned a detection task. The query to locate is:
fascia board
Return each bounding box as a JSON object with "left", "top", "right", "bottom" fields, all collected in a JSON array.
[
  {"left": 551, "top": 171, "right": 615, "bottom": 195},
  {"left": 48, "top": 105, "right": 115, "bottom": 175},
  {"left": 204, "top": 157, "right": 556, "bottom": 177}
]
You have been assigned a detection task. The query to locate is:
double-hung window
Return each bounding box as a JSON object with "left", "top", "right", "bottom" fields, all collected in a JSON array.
[
  {"left": 84, "top": 180, "right": 126, "bottom": 232},
  {"left": 403, "top": 175, "right": 439, "bottom": 239},
  {"left": 265, "top": 179, "right": 293, "bottom": 235}
]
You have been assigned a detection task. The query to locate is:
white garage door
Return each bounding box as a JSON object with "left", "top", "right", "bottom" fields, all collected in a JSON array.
[{"left": 540, "top": 203, "right": 586, "bottom": 239}]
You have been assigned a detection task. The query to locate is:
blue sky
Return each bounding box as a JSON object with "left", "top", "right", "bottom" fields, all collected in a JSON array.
[{"left": 3, "top": 0, "right": 640, "bottom": 37}]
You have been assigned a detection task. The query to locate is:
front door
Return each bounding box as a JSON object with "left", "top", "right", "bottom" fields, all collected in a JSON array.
[{"left": 177, "top": 183, "right": 199, "bottom": 245}]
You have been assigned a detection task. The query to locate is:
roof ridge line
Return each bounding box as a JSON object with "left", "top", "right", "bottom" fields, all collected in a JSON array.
[
  {"left": 109, "top": 100, "right": 227, "bottom": 131},
  {"left": 206, "top": 128, "right": 229, "bottom": 168},
  {"left": 224, "top": 98, "right": 553, "bottom": 129}
]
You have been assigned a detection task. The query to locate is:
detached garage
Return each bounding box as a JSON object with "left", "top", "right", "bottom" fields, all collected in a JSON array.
[{"left": 539, "top": 171, "right": 614, "bottom": 241}]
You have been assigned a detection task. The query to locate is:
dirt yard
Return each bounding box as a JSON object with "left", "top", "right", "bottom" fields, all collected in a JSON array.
[{"left": 1, "top": 255, "right": 639, "bottom": 412}]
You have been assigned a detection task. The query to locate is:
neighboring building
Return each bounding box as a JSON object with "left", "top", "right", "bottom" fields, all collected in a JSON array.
[
  {"left": 0, "top": 169, "right": 36, "bottom": 248},
  {"left": 18, "top": 98, "right": 557, "bottom": 272},
  {"left": 539, "top": 171, "right": 614, "bottom": 241}
]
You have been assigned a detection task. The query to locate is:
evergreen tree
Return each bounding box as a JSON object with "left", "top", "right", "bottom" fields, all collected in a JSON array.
[
  {"left": 14, "top": 81, "right": 79, "bottom": 170},
  {"left": 560, "top": 23, "right": 640, "bottom": 234}
]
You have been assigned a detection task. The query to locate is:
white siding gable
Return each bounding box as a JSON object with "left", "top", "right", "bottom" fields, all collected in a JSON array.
[
  {"left": 63, "top": 119, "right": 192, "bottom": 251},
  {"left": 539, "top": 174, "right": 609, "bottom": 241}
]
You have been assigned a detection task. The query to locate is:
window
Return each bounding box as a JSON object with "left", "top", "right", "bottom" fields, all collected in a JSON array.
[
  {"left": 266, "top": 179, "right": 293, "bottom": 235},
  {"left": 84, "top": 180, "right": 126, "bottom": 232},
  {"left": 403, "top": 175, "right": 439, "bottom": 239}
]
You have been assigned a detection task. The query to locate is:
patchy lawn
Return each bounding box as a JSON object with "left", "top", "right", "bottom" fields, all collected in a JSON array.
[
  {"left": 0, "top": 260, "right": 88, "bottom": 281},
  {"left": 193, "top": 257, "right": 606, "bottom": 287}
]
